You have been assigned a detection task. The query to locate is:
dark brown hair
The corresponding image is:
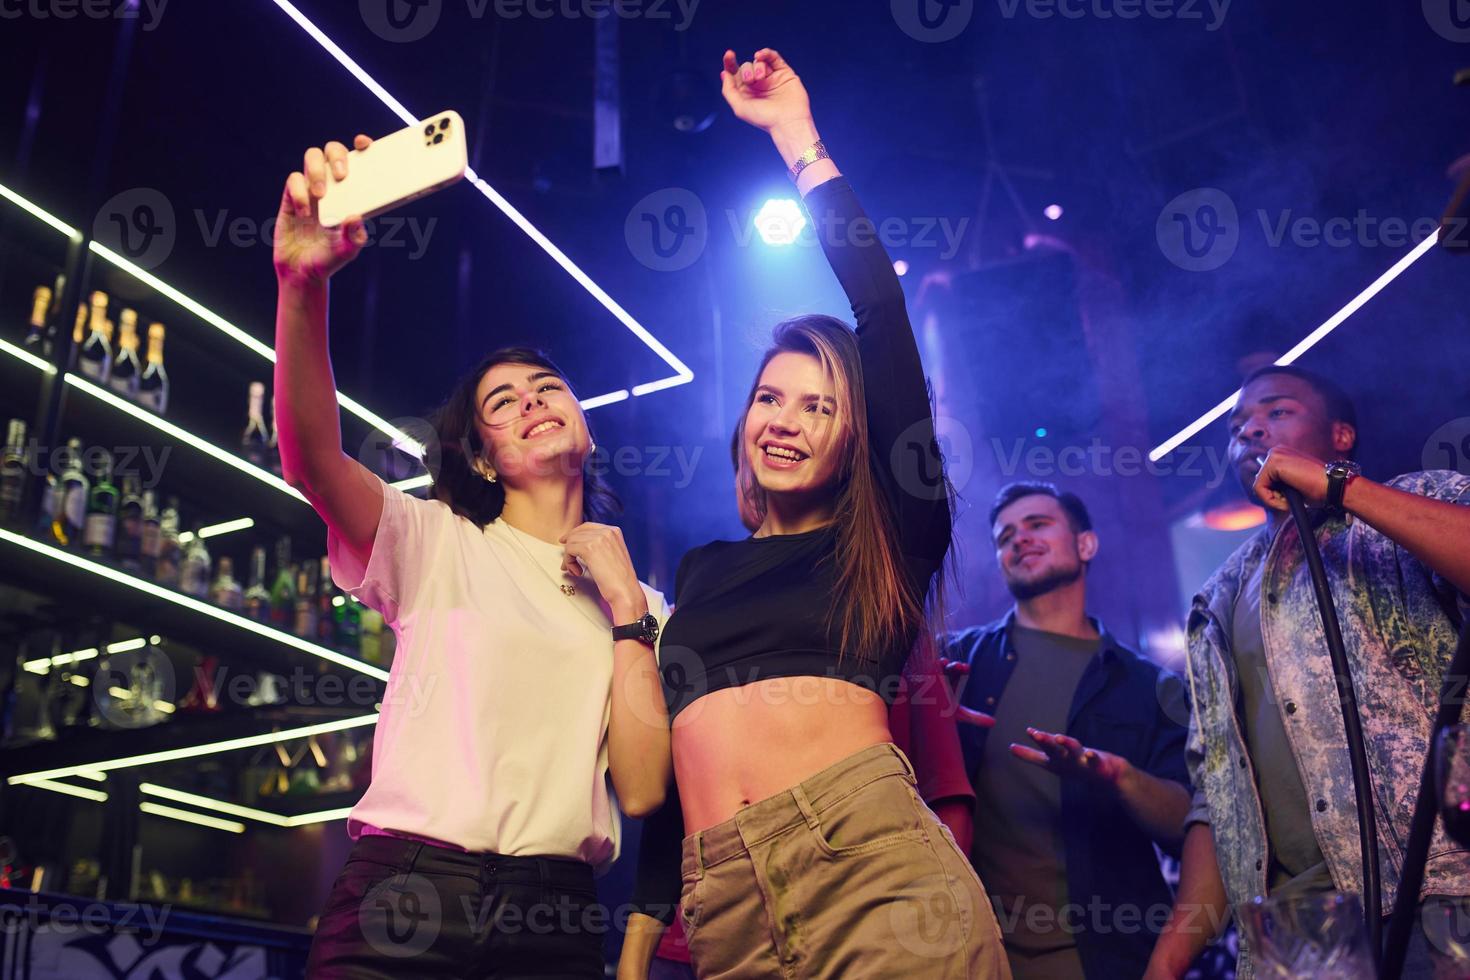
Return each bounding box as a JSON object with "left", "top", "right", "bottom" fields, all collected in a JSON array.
[{"left": 427, "top": 347, "right": 618, "bottom": 527}]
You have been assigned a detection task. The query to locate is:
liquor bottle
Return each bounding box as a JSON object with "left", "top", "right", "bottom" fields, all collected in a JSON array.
[
  {"left": 294, "top": 561, "right": 318, "bottom": 638},
  {"left": 55, "top": 438, "right": 89, "bottom": 548},
  {"left": 115, "top": 476, "right": 144, "bottom": 572},
  {"left": 20, "top": 285, "right": 51, "bottom": 351},
  {"left": 78, "top": 291, "right": 112, "bottom": 383},
  {"left": 209, "top": 555, "right": 243, "bottom": 610},
  {"left": 269, "top": 537, "right": 295, "bottom": 629},
  {"left": 241, "top": 382, "right": 269, "bottom": 469},
  {"left": 334, "top": 591, "right": 361, "bottom": 652},
  {"left": 82, "top": 450, "right": 119, "bottom": 558},
  {"left": 179, "top": 525, "right": 211, "bottom": 598},
  {"left": 359, "top": 606, "right": 385, "bottom": 664},
  {"left": 139, "top": 490, "right": 160, "bottom": 578},
  {"left": 243, "top": 546, "right": 270, "bottom": 622},
  {"left": 155, "top": 497, "right": 181, "bottom": 586},
  {"left": 136, "top": 322, "right": 169, "bottom": 414},
  {"left": 64, "top": 302, "right": 86, "bottom": 371},
  {"left": 0, "top": 419, "right": 28, "bottom": 527},
  {"left": 315, "top": 556, "right": 335, "bottom": 645},
  {"left": 177, "top": 654, "right": 222, "bottom": 714},
  {"left": 108, "top": 309, "right": 143, "bottom": 400}
]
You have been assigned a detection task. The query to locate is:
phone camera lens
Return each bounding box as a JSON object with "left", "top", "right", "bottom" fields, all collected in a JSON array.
[
  {"left": 439, "top": 118, "right": 450, "bottom": 131},
  {"left": 424, "top": 124, "right": 435, "bottom": 136},
  {"left": 432, "top": 133, "right": 444, "bottom": 145}
]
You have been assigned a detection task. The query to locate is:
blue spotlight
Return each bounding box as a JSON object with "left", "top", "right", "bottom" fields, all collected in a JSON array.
[{"left": 754, "top": 199, "right": 807, "bottom": 246}]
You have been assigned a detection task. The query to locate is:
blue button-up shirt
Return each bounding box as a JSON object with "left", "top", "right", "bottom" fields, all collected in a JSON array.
[
  {"left": 1185, "top": 470, "right": 1470, "bottom": 980},
  {"left": 946, "top": 612, "right": 1192, "bottom": 979}
]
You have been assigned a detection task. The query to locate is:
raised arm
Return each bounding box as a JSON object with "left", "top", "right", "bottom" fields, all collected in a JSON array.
[
  {"left": 273, "top": 135, "right": 385, "bottom": 568},
  {"left": 720, "top": 50, "right": 950, "bottom": 561}
]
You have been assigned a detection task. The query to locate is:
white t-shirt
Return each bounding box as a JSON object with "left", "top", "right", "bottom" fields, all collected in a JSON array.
[{"left": 327, "top": 476, "right": 669, "bottom": 873}]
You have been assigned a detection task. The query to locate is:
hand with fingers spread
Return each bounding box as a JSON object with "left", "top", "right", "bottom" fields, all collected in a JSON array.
[
  {"left": 560, "top": 523, "right": 648, "bottom": 626},
  {"left": 273, "top": 134, "right": 373, "bottom": 285},
  {"left": 1011, "top": 728, "right": 1130, "bottom": 789},
  {"left": 718, "top": 48, "right": 811, "bottom": 134}
]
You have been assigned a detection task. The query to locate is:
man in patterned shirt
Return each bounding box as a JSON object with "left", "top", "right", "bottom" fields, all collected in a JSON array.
[{"left": 1145, "top": 365, "right": 1470, "bottom": 979}]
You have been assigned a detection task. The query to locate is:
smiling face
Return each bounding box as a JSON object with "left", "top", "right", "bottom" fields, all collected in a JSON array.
[
  {"left": 473, "top": 361, "right": 591, "bottom": 484},
  {"left": 1227, "top": 373, "right": 1356, "bottom": 503},
  {"left": 741, "top": 351, "right": 850, "bottom": 504},
  {"left": 992, "top": 493, "right": 1096, "bottom": 601}
]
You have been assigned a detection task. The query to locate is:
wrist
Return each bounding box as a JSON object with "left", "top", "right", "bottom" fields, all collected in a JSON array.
[
  {"left": 611, "top": 598, "right": 649, "bottom": 626},
  {"left": 277, "top": 271, "right": 330, "bottom": 296},
  {"left": 769, "top": 118, "right": 822, "bottom": 168}
]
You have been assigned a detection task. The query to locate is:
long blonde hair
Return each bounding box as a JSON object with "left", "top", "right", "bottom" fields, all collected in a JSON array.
[{"left": 732, "top": 315, "right": 932, "bottom": 666}]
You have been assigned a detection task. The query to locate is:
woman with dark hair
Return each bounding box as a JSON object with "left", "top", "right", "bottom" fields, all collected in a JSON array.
[
  {"left": 620, "top": 50, "right": 1008, "bottom": 979},
  {"left": 272, "top": 135, "right": 671, "bottom": 978}
]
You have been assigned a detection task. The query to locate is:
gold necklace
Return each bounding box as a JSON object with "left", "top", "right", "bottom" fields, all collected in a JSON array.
[{"left": 500, "top": 520, "right": 577, "bottom": 596}]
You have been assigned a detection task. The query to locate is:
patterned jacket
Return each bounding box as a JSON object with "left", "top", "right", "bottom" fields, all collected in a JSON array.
[{"left": 1184, "top": 471, "right": 1470, "bottom": 978}]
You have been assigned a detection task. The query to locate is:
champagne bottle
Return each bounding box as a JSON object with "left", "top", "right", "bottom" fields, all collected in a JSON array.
[
  {"left": 65, "top": 302, "right": 86, "bottom": 371},
  {"left": 139, "top": 490, "right": 160, "bottom": 578},
  {"left": 136, "top": 322, "right": 169, "bottom": 414},
  {"left": 335, "top": 591, "right": 361, "bottom": 652},
  {"left": 55, "top": 438, "right": 89, "bottom": 548},
  {"left": 155, "top": 496, "right": 181, "bottom": 586},
  {"left": 244, "top": 546, "right": 270, "bottom": 622},
  {"left": 209, "top": 555, "right": 243, "bottom": 610},
  {"left": 0, "top": 419, "right": 28, "bottom": 527},
  {"left": 294, "top": 561, "right": 318, "bottom": 638},
  {"left": 21, "top": 285, "right": 51, "bottom": 350},
  {"left": 269, "top": 537, "right": 295, "bottom": 629},
  {"left": 359, "top": 606, "right": 385, "bottom": 664},
  {"left": 78, "top": 291, "right": 112, "bottom": 383},
  {"left": 315, "top": 556, "right": 335, "bottom": 645},
  {"left": 268, "top": 394, "right": 282, "bottom": 476},
  {"left": 179, "top": 525, "right": 211, "bottom": 598},
  {"left": 241, "top": 382, "right": 269, "bottom": 469},
  {"left": 108, "top": 309, "right": 143, "bottom": 400},
  {"left": 83, "top": 449, "right": 119, "bottom": 558},
  {"left": 115, "top": 476, "right": 144, "bottom": 572}
]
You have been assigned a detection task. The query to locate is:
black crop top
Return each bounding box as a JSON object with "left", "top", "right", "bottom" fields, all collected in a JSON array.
[
  {"left": 656, "top": 175, "right": 952, "bottom": 721},
  {"left": 633, "top": 175, "right": 953, "bottom": 925}
]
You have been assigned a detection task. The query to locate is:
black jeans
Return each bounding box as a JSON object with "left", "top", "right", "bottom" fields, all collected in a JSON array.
[{"left": 306, "top": 835, "right": 603, "bottom": 979}]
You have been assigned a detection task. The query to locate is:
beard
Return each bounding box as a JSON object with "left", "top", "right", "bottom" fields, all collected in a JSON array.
[{"left": 1005, "top": 558, "right": 1084, "bottom": 601}]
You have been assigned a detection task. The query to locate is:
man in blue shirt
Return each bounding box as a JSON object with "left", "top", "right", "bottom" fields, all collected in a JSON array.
[{"left": 944, "top": 482, "right": 1194, "bottom": 980}]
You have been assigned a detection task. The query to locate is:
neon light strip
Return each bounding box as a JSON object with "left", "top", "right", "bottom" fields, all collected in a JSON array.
[
  {"left": 0, "top": 529, "right": 389, "bottom": 682},
  {"left": 180, "top": 517, "right": 256, "bottom": 545},
  {"left": 6, "top": 712, "right": 379, "bottom": 784},
  {"left": 24, "top": 778, "right": 108, "bottom": 802},
  {"left": 580, "top": 390, "right": 630, "bottom": 410},
  {"left": 0, "top": 337, "right": 58, "bottom": 374},
  {"left": 24, "top": 778, "right": 355, "bottom": 828},
  {"left": 140, "top": 801, "right": 245, "bottom": 833},
  {"left": 267, "top": 0, "right": 695, "bottom": 403},
  {"left": 1150, "top": 232, "right": 1441, "bottom": 461},
  {"left": 0, "top": 178, "right": 424, "bottom": 457}
]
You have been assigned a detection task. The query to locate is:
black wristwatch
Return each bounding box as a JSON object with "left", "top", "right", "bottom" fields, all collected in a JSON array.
[
  {"left": 613, "top": 612, "right": 659, "bottom": 646},
  {"left": 1324, "top": 459, "right": 1362, "bottom": 512}
]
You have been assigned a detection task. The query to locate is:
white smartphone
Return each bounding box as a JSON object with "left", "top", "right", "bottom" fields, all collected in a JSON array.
[{"left": 317, "top": 110, "right": 468, "bottom": 228}]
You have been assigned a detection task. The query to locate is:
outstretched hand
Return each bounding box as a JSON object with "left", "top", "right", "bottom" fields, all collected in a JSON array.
[
  {"left": 719, "top": 48, "right": 812, "bottom": 134},
  {"left": 1011, "top": 728, "right": 1130, "bottom": 788}
]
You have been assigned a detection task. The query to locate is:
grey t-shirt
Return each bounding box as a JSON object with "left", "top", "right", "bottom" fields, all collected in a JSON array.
[
  {"left": 972, "top": 625, "right": 1098, "bottom": 980},
  {"left": 1234, "top": 553, "right": 1334, "bottom": 894}
]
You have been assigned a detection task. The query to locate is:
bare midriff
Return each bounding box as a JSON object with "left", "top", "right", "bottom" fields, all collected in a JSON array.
[{"left": 672, "top": 676, "right": 893, "bottom": 834}]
